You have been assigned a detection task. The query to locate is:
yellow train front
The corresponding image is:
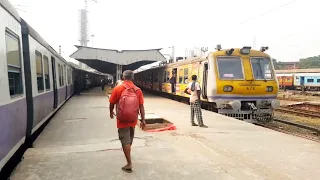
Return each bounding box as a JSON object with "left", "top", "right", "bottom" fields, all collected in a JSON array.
[{"left": 134, "top": 46, "right": 280, "bottom": 123}]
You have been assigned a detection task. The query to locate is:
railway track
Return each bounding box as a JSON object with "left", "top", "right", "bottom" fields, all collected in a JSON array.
[
  {"left": 141, "top": 89, "right": 320, "bottom": 142},
  {"left": 275, "top": 107, "right": 320, "bottom": 118},
  {"left": 255, "top": 118, "right": 320, "bottom": 143}
]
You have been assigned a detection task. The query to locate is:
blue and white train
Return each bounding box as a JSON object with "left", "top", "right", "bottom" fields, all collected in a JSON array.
[{"left": 0, "top": 0, "right": 104, "bottom": 175}]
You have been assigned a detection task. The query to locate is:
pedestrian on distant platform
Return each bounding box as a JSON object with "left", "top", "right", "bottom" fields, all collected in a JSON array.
[
  {"left": 109, "top": 70, "right": 146, "bottom": 173},
  {"left": 169, "top": 73, "right": 176, "bottom": 94},
  {"left": 101, "top": 78, "right": 106, "bottom": 91},
  {"left": 115, "top": 77, "right": 124, "bottom": 87},
  {"left": 184, "top": 75, "right": 208, "bottom": 128}
]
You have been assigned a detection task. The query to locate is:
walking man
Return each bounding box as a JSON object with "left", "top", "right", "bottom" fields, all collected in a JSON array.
[
  {"left": 109, "top": 70, "right": 146, "bottom": 173},
  {"left": 101, "top": 78, "right": 105, "bottom": 91},
  {"left": 184, "top": 75, "right": 208, "bottom": 128}
]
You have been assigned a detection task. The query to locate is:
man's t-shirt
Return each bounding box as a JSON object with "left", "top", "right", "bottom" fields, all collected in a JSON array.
[
  {"left": 109, "top": 81, "right": 144, "bottom": 128},
  {"left": 187, "top": 81, "right": 201, "bottom": 103}
]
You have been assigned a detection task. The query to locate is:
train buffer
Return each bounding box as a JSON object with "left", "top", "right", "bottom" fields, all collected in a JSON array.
[{"left": 9, "top": 88, "right": 320, "bottom": 180}]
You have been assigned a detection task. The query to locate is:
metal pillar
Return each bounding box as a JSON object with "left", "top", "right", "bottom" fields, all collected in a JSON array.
[{"left": 116, "top": 64, "right": 122, "bottom": 81}]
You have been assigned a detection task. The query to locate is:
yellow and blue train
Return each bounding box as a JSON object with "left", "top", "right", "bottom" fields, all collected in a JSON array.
[{"left": 134, "top": 46, "right": 280, "bottom": 122}]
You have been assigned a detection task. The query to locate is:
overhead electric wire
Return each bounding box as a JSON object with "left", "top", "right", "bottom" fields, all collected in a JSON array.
[{"left": 240, "top": 0, "right": 299, "bottom": 25}]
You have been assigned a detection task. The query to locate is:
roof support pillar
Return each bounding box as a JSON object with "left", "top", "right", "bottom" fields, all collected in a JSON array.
[{"left": 116, "top": 64, "right": 123, "bottom": 81}]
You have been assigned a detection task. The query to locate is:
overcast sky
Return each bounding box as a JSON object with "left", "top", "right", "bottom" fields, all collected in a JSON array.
[{"left": 10, "top": 0, "right": 320, "bottom": 64}]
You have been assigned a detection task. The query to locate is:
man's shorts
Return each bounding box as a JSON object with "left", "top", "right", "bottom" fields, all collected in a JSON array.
[{"left": 118, "top": 127, "right": 135, "bottom": 146}]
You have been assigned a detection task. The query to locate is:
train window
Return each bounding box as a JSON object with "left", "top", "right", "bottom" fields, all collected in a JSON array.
[
  {"left": 35, "top": 51, "right": 44, "bottom": 92},
  {"left": 179, "top": 69, "right": 183, "bottom": 83},
  {"left": 6, "top": 31, "right": 23, "bottom": 96},
  {"left": 217, "top": 57, "right": 244, "bottom": 80},
  {"left": 250, "top": 57, "right": 273, "bottom": 80},
  {"left": 67, "top": 69, "right": 71, "bottom": 85},
  {"left": 317, "top": 79, "right": 320, "bottom": 83},
  {"left": 154, "top": 72, "right": 158, "bottom": 82},
  {"left": 166, "top": 71, "right": 170, "bottom": 82},
  {"left": 184, "top": 68, "right": 188, "bottom": 84},
  {"left": 307, "top": 79, "right": 314, "bottom": 83},
  {"left": 58, "top": 64, "right": 62, "bottom": 87},
  {"left": 163, "top": 71, "right": 166, "bottom": 82},
  {"left": 62, "top": 66, "right": 65, "bottom": 86},
  {"left": 43, "top": 56, "right": 50, "bottom": 90}
]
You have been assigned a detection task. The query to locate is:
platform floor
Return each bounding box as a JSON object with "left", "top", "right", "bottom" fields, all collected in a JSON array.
[{"left": 10, "top": 88, "right": 320, "bottom": 180}]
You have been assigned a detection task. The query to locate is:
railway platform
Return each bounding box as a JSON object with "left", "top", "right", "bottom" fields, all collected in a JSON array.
[{"left": 9, "top": 88, "right": 320, "bottom": 180}]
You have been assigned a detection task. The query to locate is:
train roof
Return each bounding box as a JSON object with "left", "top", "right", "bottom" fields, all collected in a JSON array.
[
  {"left": 20, "top": 18, "right": 70, "bottom": 66},
  {"left": 294, "top": 73, "right": 320, "bottom": 76},
  {"left": 71, "top": 65, "right": 105, "bottom": 76},
  {"left": 135, "top": 48, "right": 271, "bottom": 74},
  {"left": 275, "top": 68, "right": 320, "bottom": 74},
  {"left": 0, "top": 0, "right": 20, "bottom": 22},
  {"left": 276, "top": 73, "right": 294, "bottom": 77},
  {"left": 210, "top": 48, "right": 270, "bottom": 57}
]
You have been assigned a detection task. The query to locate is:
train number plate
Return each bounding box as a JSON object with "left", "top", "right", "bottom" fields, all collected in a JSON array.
[{"left": 246, "top": 86, "right": 255, "bottom": 90}]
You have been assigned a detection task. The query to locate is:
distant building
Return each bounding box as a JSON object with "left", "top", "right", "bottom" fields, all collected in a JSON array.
[
  {"left": 278, "top": 62, "right": 300, "bottom": 69},
  {"left": 185, "top": 48, "right": 195, "bottom": 58}
]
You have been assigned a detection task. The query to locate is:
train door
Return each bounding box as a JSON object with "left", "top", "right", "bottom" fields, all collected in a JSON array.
[
  {"left": 172, "top": 68, "right": 177, "bottom": 93},
  {"left": 51, "top": 57, "right": 58, "bottom": 108},
  {"left": 158, "top": 71, "right": 161, "bottom": 91},
  {"left": 64, "top": 65, "right": 67, "bottom": 100},
  {"left": 300, "top": 77, "right": 305, "bottom": 86},
  {"left": 201, "top": 62, "right": 208, "bottom": 99}
]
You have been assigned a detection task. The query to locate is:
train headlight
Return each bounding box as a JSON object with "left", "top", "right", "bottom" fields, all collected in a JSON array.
[
  {"left": 240, "top": 46, "right": 251, "bottom": 55},
  {"left": 223, "top": 85, "right": 233, "bottom": 92},
  {"left": 230, "top": 100, "right": 241, "bottom": 110},
  {"left": 266, "top": 86, "right": 273, "bottom": 92}
]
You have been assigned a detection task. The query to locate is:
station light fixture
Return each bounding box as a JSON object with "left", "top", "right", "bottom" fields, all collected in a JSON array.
[
  {"left": 225, "top": 48, "right": 234, "bottom": 56},
  {"left": 223, "top": 85, "right": 233, "bottom": 92},
  {"left": 240, "top": 46, "right": 251, "bottom": 55}
]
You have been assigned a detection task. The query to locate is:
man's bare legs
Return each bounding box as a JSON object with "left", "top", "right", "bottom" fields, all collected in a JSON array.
[{"left": 122, "top": 144, "right": 132, "bottom": 170}]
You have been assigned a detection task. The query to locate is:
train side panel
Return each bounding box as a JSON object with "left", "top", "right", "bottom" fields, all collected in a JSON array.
[
  {"left": 27, "top": 35, "right": 55, "bottom": 133},
  {"left": 0, "top": 3, "right": 27, "bottom": 171}
]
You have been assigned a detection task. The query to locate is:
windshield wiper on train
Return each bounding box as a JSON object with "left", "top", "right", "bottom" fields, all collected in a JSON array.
[{"left": 258, "top": 59, "right": 267, "bottom": 82}]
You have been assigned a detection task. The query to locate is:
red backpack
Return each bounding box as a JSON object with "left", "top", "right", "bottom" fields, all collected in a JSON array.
[{"left": 116, "top": 84, "right": 140, "bottom": 122}]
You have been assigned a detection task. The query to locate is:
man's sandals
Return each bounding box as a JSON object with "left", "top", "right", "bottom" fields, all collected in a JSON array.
[{"left": 122, "top": 165, "right": 132, "bottom": 173}]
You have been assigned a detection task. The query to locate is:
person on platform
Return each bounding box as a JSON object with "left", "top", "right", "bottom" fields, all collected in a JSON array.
[
  {"left": 169, "top": 73, "right": 176, "bottom": 94},
  {"left": 115, "top": 77, "right": 124, "bottom": 87},
  {"left": 184, "top": 75, "right": 208, "bottom": 128},
  {"left": 101, "top": 78, "right": 106, "bottom": 91},
  {"left": 109, "top": 70, "right": 146, "bottom": 173}
]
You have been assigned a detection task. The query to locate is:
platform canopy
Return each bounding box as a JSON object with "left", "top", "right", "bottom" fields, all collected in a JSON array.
[{"left": 70, "top": 46, "right": 167, "bottom": 74}]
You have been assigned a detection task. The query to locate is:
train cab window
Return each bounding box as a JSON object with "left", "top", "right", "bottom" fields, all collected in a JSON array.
[
  {"left": 250, "top": 57, "right": 273, "bottom": 80},
  {"left": 36, "top": 51, "right": 44, "bottom": 92},
  {"left": 179, "top": 69, "right": 183, "bottom": 83},
  {"left": 43, "top": 56, "right": 50, "bottom": 90},
  {"left": 184, "top": 68, "right": 189, "bottom": 84},
  {"left": 217, "top": 57, "right": 244, "bottom": 80},
  {"left": 307, "top": 79, "right": 314, "bottom": 83},
  {"left": 6, "top": 31, "right": 23, "bottom": 96}
]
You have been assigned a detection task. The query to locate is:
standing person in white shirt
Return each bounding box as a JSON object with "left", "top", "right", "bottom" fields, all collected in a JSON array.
[{"left": 184, "top": 75, "right": 208, "bottom": 128}]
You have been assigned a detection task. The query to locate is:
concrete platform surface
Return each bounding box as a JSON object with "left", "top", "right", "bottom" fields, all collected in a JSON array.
[{"left": 10, "top": 88, "right": 320, "bottom": 180}]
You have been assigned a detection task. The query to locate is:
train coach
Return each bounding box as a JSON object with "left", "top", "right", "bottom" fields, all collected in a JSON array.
[
  {"left": 135, "top": 46, "right": 280, "bottom": 122},
  {"left": 276, "top": 73, "right": 320, "bottom": 91},
  {"left": 0, "top": 0, "right": 103, "bottom": 175}
]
